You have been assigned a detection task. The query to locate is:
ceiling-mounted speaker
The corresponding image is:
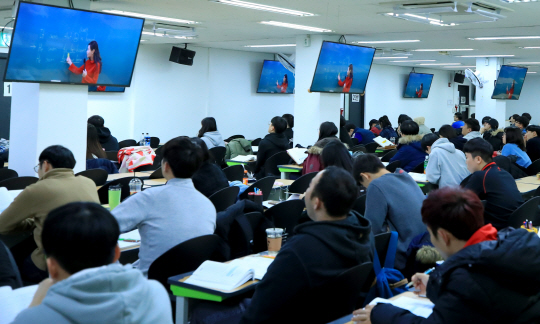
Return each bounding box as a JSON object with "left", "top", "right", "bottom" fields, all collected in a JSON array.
[
  {"left": 169, "top": 46, "right": 196, "bottom": 66},
  {"left": 454, "top": 73, "right": 465, "bottom": 83}
]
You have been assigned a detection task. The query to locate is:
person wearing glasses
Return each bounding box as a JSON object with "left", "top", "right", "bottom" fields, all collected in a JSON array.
[{"left": 0, "top": 145, "right": 99, "bottom": 284}]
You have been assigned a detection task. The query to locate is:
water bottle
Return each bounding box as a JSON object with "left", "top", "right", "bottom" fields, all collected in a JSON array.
[
  {"left": 424, "top": 155, "right": 429, "bottom": 174},
  {"left": 390, "top": 137, "right": 395, "bottom": 144},
  {"left": 129, "top": 177, "right": 142, "bottom": 195},
  {"left": 145, "top": 133, "right": 150, "bottom": 147},
  {"left": 139, "top": 133, "right": 145, "bottom": 146}
]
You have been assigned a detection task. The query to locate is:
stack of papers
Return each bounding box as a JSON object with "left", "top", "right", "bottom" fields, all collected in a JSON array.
[
  {"left": 408, "top": 172, "right": 428, "bottom": 183},
  {"left": 370, "top": 296, "right": 434, "bottom": 318},
  {"left": 373, "top": 136, "right": 395, "bottom": 148},
  {"left": 118, "top": 230, "right": 141, "bottom": 249},
  {"left": 287, "top": 148, "right": 308, "bottom": 165},
  {"left": 0, "top": 285, "right": 38, "bottom": 324},
  {"left": 231, "top": 155, "right": 257, "bottom": 162},
  {"left": 0, "top": 188, "right": 22, "bottom": 213}
]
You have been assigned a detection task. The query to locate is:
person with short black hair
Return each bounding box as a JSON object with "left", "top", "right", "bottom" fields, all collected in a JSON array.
[
  {"left": 11, "top": 202, "right": 173, "bottom": 324},
  {"left": 356, "top": 187, "right": 540, "bottom": 324},
  {"left": 514, "top": 116, "right": 529, "bottom": 135},
  {"left": 339, "top": 116, "right": 354, "bottom": 147},
  {"left": 500, "top": 126, "right": 531, "bottom": 168},
  {"left": 369, "top": 119, "right": 381, "bottom": 135},
  {"left": 462, "top": 118, "right": 482, "bottom": 141},
  {"left": 379, "top": 115, "right": 397, "bottom": 141},
  {"left": 522, "top": 112, "right": 532, "bottom": 122},
  {"left": 525, "top": 125, "right": 540, "bottom": 162},
  {"left": 190, "top": 137, "right": 229, "bottom": 197},
  {"left": 421, "top": 133, "right": 469, "bottom": 188},
  {"left": 452, "top": 113, "right": 464, "bottom": 129},
  {"left": 389, "top": 120, "right": 427, "bottom": 172},
  {"left": 113, "top": 137, "right": 216, "bottom": 274},
  {"left": 0, "top": 145, "right": 99, "bottom": 283},
  {"left": 241, "top": 167, "right": 373, "bottom": 323},
  {"left": 461, "top": 138, "right": 523, "bottom": 230},
  {"left": 87, "top": 115, "right": 119, "bottom": 151},
  {"left": 481, "top": 118, "right": 504, "bottom": 151},
  {"left": 439, "top": 124, "right": 466, "bottom": 151},
  {"left": 480, "top": 116, "right": 492, "bottom": 132},
  {"left": 198, "top": 117, "right": 225, "bottom": 149},
  {"left": 509, "top": 114, "right": 520, "bottom": 126},
  {"left": 282, "top": 113, "right": 294, "bottom": 145},
  {"left": 321, "top": 140, "right": 353, "bottom": 174},
  {"left": 353, "top": 154, "right": 426, "bottom": 271},
  {"left": 254, "top": 116, "right": 289, "bottom": 179}
]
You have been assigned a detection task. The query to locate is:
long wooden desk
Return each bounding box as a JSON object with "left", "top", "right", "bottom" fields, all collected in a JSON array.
[
  {"left": 516, "top": 176, "right": 540, "bottom": 185},
  {"left": 277, "top": 164, "right": 302, "bottom": 179}
]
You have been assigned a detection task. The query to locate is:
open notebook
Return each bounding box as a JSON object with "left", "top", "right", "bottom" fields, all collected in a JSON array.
[
  {"left": 0, "top": 188, "right": 23, "bottom": 213},
  {"left": 0, "top": 285, "right": 38, "bottom": 324},
  {"left": 230, "top": 155, "right": 257, "bottom": 162},
  {"left": 184, "top": 257, "right": 273, "bottom": 291},
  {"left": 118, "top": 229, "right": 141, "bottom": 250},
  {"left": 370, "top": 296, "right": 434, "bottom": 318},
  {"left": 373, "top": 136, "right": 395, "bottom": 148},
  {"left": 287, "top": 148, "right": 308, "bottom": 165}
]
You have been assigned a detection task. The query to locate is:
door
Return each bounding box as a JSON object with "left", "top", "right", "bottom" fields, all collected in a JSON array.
[{"left": 0, "top": 53, "right": 11, "bottom": 139}]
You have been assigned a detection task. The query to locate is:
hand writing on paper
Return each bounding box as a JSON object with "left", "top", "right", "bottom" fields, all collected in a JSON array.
[
  {"left": 352, "top": 304, "right": 374, "bottom": 323},
  {"left": 411, "top": 273, "right": 429, "bottom": 296}
]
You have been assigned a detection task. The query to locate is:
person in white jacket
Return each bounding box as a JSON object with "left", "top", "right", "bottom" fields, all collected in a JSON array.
[{"left": 421, "top": 134, "right": 470, "bottom": 188}]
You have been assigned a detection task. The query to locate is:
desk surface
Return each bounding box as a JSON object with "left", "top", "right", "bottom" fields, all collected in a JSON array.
[
  {"left": 106, "top": 171, "right": 153, "bottom": 182},
  {"left": 277, "top": 164, "right": 303, "bottom": 170},
  {"left": 516, "top": 176, "right": 540, "bottom": 185},
  {"left": 119, "top": 230, "right": 140, "bottom": 251},
  {"left": 516, "top": 182, "right": 538, "bottom": 194}
]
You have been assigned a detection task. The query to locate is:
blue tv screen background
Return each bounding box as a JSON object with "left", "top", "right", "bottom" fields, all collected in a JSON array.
[
  {"left": 403, "top": 73, "right": 434, "bottom": 98},
  {"left": 257, "top": 60, "right": 295, "bottom": 94},
  {"left": 492, "top": 65, "right": 527, "bottom": 100},
  {"left": 88, "top": 86, "right": 125, "bottom": 92},
  {"left": 310, "top": 42, "right": 375, "bottom": 94},
  {"left": 5, "top": 2, "right": 143, "bottom": 86}
]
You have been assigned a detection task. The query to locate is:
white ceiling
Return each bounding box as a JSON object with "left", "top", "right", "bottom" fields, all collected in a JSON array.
[{"left": 5, "top": 0, "right": 540, "bottom": 72}]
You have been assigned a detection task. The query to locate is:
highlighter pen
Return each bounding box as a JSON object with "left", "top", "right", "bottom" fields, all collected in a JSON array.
[{"left": 407, "top": 267, "right": 435, "bottom": 289}]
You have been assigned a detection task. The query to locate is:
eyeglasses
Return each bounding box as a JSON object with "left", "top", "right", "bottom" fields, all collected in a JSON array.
[{"left": 33, "top": 164, "right": 40, "bottom": 173}]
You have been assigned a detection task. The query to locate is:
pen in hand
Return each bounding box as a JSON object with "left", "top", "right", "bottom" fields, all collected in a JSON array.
[{"left": 407, "top": 267, "right": 434, "bottom": 289}]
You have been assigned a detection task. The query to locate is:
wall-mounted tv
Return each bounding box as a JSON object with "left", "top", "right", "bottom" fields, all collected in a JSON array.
[
  {"left": 403, "top": 73, "right": 434, "bottom": 98},
  {"left": 4, "top": 2, "right": 144, "bottom": 87},
  {"left": 310, "top": 41, "right": 375, "bottom": 94},
  {"left": 257, "top": 60, "right": 295, "bottom": 94},
  {"left": 491, "top": 65, "right": 528, "bottom": 100},
  {"left": 88, "top": 86, "right": 125, "bottom": 93}
]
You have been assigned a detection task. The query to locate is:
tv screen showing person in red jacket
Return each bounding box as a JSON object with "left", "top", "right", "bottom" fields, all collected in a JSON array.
[
  {"left": 337, "top": 64, "right": 353, "bottom": 93},
  {"left": 276, "top": 74, "right": 288, "bottom": 93},
  {"left": 416, "top": 83, "right": 424, "bottom": 98},
  {"left": 67, "top": 40, "right": 102, "bottom": 84},
  {"left": 506, "top": 80, "right": 515, "bottom": 99}
]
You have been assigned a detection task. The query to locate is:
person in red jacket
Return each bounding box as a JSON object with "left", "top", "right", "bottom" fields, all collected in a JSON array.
[
  {"left": 416, "top": 83, "right": 424, "bottom": 98},
  {"left": 506, "top": 80, "right": 515, "bottom": 99},
  {"left": 337, "top": 64, "right": 353, "bottom": 93},
  {"left": 276, "top": 74, "right": 288, "bottom": 93},
  {"left": 67, "top": 40, "right": 102, "bottom": 84}
]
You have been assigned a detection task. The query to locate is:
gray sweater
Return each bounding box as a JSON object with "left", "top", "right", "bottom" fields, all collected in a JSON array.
[
  {"left": 113, "top": 178, "right": 216, "bottom": 273},
  {"left": 201, "top": 131, "right": 226, "bottom": 149},
  {"left": 364, "top": 170, "right": 426, "bottom": 270},
  {"left": 426, "top": 138, "right": 470, "bottom": 188}
]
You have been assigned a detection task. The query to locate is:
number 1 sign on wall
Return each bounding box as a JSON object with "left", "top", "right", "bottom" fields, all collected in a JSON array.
[{"left": 3, "top": 82, "right": 11, "bottom": 97}]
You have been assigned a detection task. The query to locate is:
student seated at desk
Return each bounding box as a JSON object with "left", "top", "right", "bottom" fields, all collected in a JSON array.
[
  {"left": 481, "top": 118, "right": 504, "bottom": 151},
  {"left": 525, "top": 124, "right": 540, "bottom": 163},
  {"left": 240, "top": 167, "right": 373, "bottom": 323},
  {"left": 451, "top": 112, "right": 464, "bottom": 129},
  {"left": 413, "top": 117, "right": 431, "bottom": 135},
  {"left": 438, "top": 124, "right": 466, "bottom": 151},
  {"left": 0, "top": 145, "right": 99, "bottom": 283},
  {"left": 369, "top": 119, "right": 381, "bottom": 136},
  {"left": 421, "top": 133, "right": 469, "bottom": 188},
  {"left": 282, "top": 113, "right": 294, "bottom": 147},
  {"left": 461, "top": 138, "right": 523, "bottom": 230},
  {"left": 514, "top": 116, "right": 529, "bottom": 135},
  {"left": 88, "top": 115, "right": 119, "bottom": 151},
  {"left": 190, "top": 137, "right": 229, "bottom": 197},
  {"left": 499, "top": 126, "right": 531, "bottom": 168},
  {"left": 346, "top": 123, "right": 375, "bottom": 145},
  {"left": 11, "top": 202, "right": 173, "bottom": 324},
  {"left": 340, "top": 116, "right": 354, "bottom": 147},
  {"left": 462, "top": 118, "right": 482, "bottom": 141},
  {"left": 112, "top": 137, "right": 216, "bottom": 274},
  {"left": 378, "top": 115, "right": 397, "bottom": 141},
  {"left": 389, "top": 120, "right": 426, "bottom": 172},
  {"left": 254, "top": 116, "right": 289, "bottom": 179},
  {"left": 353, "top": 154, "right": 426, "bottom": 271},
  {"left": 86, "top": 124, "right": 118, "bottom": 174},
  {"left": 198, "top": 117, "right": 225, "bottom": 150},
  {"left": 353, "top": 187, "right": 540, "bottom": 324},
  {"left": 302, "top": 137, "right": 340, "bottom": 175}
]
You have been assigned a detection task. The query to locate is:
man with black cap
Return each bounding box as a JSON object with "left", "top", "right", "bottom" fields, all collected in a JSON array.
[{"left": 482, "top": 119, "right": 504, "bottom": 151}]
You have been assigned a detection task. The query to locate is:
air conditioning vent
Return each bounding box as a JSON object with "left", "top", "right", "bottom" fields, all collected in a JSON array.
[{"left": 472, "top": 2, "right": 499, "bottom": 11}]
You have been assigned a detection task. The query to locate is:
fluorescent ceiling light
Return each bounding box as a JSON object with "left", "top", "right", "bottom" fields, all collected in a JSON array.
[
  {"left": 458, "top": 55, "right": 514, "bottom": 57},
  {"left": 520, "top": 46, "right": 540, "bottom": 49},
  {"left": 527, "top": 71, "right": 537, "bottom": 73},
  {"left": 141, "top": 31, "right": 196, "bottom": 39},
  {"left": 418, "top": 63, "right": 461, "bottom": 65},
  {"left": 390, "top": 60, "right": 436, "bottom": 62},
  {"left": 259, "top": 21, "right": 332, "bottom": 32},
  {"left": 443, "top": 65, "right": 475, "bottom": 68},
  {"left": 374, "top": 56, "right": 408, "bottom": 59},
  {"left": 403, "top": 13, "right": 440, "bottom": 22},
  {"left": 414, "top": 49, "right": 474, "bottom": 51},
  {"left": 209, "top": 0, "right": 315, "bottom": 16},
  {"left": 245, "top": 44, "right": 296, "bottom": 47},
  {"left": 469, "top": 36, "right": 540, "bottom": 40},
  {"left": 508, "top": 61, "right": 540, "bottom": 64},
  {"left": 354, "top": 40, "right": 420, "bottom": 44},
  {"left": 102, "top": 10, "right": 200, "bottom": 24}
]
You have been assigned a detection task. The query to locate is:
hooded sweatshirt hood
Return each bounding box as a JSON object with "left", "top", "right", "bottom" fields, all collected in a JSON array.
[
  {"left": 398, "top": 134, "right": 424, "bottom": 145},
  {"left": 425, "top": 138, "right": 470, "bottom": 187},
  {"left": 307, "top": 137, "right": 341, "bottom": 155},
  {"left": 95, "top": 127, "right": 112, "bottom": 143},
  {"left": 490, "top": 128, "right": 504, "bottom": 137},
  {"left": 264, "top": 132, "right": 289, "bottom": 151},
  {"left": 12, "top": 263, "right": 172, "bottom": 324},
  {"left": 413, "top": 117, "right": 425, "bottom": 125},
  {"left": 202, "top": 131, "right": 225, "bottom": 148},
  {"left": 463, "top": 131, "right": 482, "bottom": 141},
  {"left": 431, "top": 137, "right": 456, "bottom": 153}
]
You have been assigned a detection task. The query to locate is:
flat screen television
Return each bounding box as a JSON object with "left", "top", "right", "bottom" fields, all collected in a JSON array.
[
  {"left": 403, "top": 73, "right": 434, "bottom": 98},
  {"left": 257, "top": 60, "right": 295, "bottom": 94},
  {"left": 88, "top": 86, "right": 125, "bottom": 93},
  {"left": 310, "top": 41, "right": 375, "bottom": 94},
  {"left": 4, "top": 2, "right": 144, "bottom": 87},
  {"left": 491, "top": 65, "right": 528, "bottom": 100}
]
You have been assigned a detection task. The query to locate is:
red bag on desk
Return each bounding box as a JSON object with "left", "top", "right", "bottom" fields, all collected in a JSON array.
[{"left": 118, "top": 146, "right": 156, "bottom": 173}]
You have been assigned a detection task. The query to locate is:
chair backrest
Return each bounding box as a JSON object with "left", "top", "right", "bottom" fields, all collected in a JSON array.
[
  {"left": 227, "top": 211, "right": 273, "bottom": 259},
  {"left": 411, "top": 162, "right": 425, "bottom": 174},
  {"left": 147, "top": 234, "right": 223, "bottom": 289},
  {"left": 149, "top": 137, "right": 160, "bottom": 149},
  {"left": 239, "top": 176, "right": 276, "bottom": 201},
  {"left": 527, "top": 159, "right": 540, "bottom": 176},
  {"left": 264, "top": 200, "right": 306, "bottom": 239},
  {"left": 288, "top": 172, "right": 318, "bottom": 194},
  {"left": 209, "top": 146, "right": 227, "bottom": 165},
  {"left": 350, "top": 145, "right": 367, "bottom": 153},
  {"left": 263, "top": 151, "right": 291, "bottom": 177},
  {"left": 154, "top": 145, "right": 164, "bottom": 157},
  {"left": 0, "top": 168, "right": 18, "bottom": 182},
  {"left": 222, "top": 164, "right": 244, "bottom": 182},
  {"left": 225, "top": 135, "right": 245, "bottom": 142},
  {"left": 352, "top": 194, "right": 367, "bottom": 215},
  {"left": 105, "top": 151, "right": 119, "bottom": 162},
  {"left": 364, "top": 142, "right": 379, "bottom": 153},
  {"left": 76, "top": 169, "right": 108, "bottom": 186},
  {"left": 251, "top": 138, "right": 262, "bottom": 146},
  {"left": 0, "top": 239, "right": 23, "bottom": 288},
  {"left": 97, "top": 177, "right": 144, "bottom": 204},
  {"left": 381, "top": 149, "right": 398, "bottom": 162},
  {"left": 118, "top": 139, "right": 137, "bottom": 149},
  {"left": 385, "top": 160, "right": 401, "bottom": 173},
  {"left": 149, "top": 167, "right": 163, "bottom": 179},
  {"left": 374, "top": 232, "right": 392, "bottom": 266},
  {"left": 508, "top": 197, "right": 540, "bottom": 228},
  {"left": 0, "top": 176, "right": 38, "bottom": 190},
  {"left": 133, "top": 155, "right": 162, "bottom": 172},
  {"left": 209, "top": 186, "right": 240, "bottom": 213}
]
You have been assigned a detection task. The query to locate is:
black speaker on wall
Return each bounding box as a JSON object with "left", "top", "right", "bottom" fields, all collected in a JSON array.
[
  {"left": 454, "top": 73, "right": 465, "bottom": 84},
  {"left": 169, "top": 46, "right": 196, "bottom": 66}
]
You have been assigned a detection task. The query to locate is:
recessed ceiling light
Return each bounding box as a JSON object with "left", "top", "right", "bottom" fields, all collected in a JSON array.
[
  {"left": 209, "top": 0, "right": 315, "bottom": 16},
  {"left": 102, "top": 10, "right": 200, "bottom": 24},
  {"left": 141, "top": 31, "right": 196, "bottom": 39},
  {"left": 259, "top": 21, "right": 332, "bottom": 32},
  {"left": 458, "top": 55, "right": 514, "bottom": 57},
  {"left": 418, "top": 63, "right": 461, "bottom": 65},
  {"left": 354, "top": 40, "right": 420, "bottom": 44},
  {"left": 442, "top": 65, "right": 475, "bottom": 68},
  {"left": 403, "top": 13, "right": 441, "bottom": 22},
  {"left": 519, "top": 46, "right": 540, "bottom": 49},
  {"left": 414, "top": 49, "right": 474, "bottom": 51},
  {"left": 390, "top": 60, "right": 436, "bottom": 62},
  {"left": 500, "top": 0, "right": 538, "bottom": 3},
  {"left": 469, "top": 36, "right": 540, "bottom": 40},
  {"left": 374, "top": 56, "right": 408, "bottom": 59},
  {"left": 508, "top": 61, "right": 540, "bottom": 64},
  {"left": 245, "top": 44, "right": 296, "bottom": 47},
  {"left": 527, "top": 71, "right": 537, "bottom": 73}
]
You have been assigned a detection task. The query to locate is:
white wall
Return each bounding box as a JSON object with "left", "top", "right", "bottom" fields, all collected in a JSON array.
[
  {"left": 364, "top": 64, "right": 456, "bottom": 132},
  {"left": 506, "top": 75, "right": 539, "bottom": 125}
]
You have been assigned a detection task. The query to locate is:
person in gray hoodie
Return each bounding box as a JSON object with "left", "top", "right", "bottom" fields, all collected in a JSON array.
[
  {"left": 462, "top": 118, "right": 483, "bottom": 141},
  {"left": 413, "top": 116, "right": 431, "bottom": 135},
  {"left": 11, "top": 202, "right": 172, "bottom": 324},
  {"left": 353, "top": 154, "right": 426, "bottom": 271},
  {"left": 421, "top": 134, "right": 470, "bottom": 188},
  {"left": 198, "top": 117, "right": 225, "bottom": 149}
]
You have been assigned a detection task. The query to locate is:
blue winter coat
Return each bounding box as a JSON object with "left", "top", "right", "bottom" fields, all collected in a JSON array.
[
  {"left": 390, "top": 134, "right": 427, "bottom": 172},
  {"left": 379, "top": 126, "right": 398, "bottom": 141}
]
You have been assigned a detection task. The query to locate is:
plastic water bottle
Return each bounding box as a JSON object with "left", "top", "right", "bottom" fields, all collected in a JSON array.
[
  {"left": 424, "top": 155, "right": 429, "bottom": 174},
  {"left": 390, "top": 137, "right": 395, "bottom": 144},
  {"left": 139, "top": 133, "right": 145, "bottom": 146},
  {"left": 145, "top": 133, "right": 150, "bottom": 147},
  {"left": 129, "top": 177, "right": 142, "bottom": 195}
]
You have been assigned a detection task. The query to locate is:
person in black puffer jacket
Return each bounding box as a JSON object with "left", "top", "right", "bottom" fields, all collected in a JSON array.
[
  {"left": 190, "top": 137, "right": 229, "bottom": 197},
  {"left": 88, "top": 115, "right": 119, "bottom": 151},
  {"left": 254, "top": 116, "right": 289, "bottom": 179},
  {"left": 482, "top": 118, "right": 504, "bottom": 151}
]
